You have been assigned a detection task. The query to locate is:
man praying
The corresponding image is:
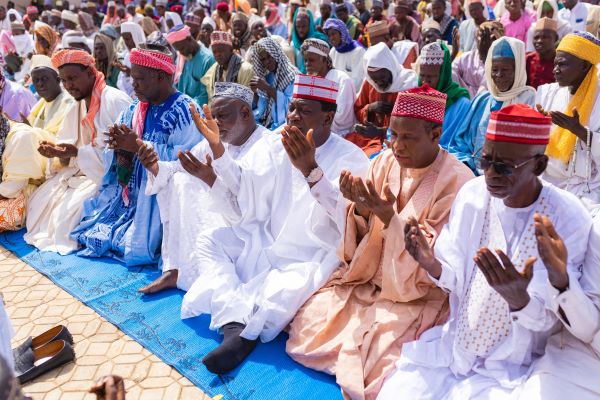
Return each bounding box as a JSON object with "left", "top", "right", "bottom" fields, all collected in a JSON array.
[{"left": 286, "top": 85, "right": 474, "bottom": 400}]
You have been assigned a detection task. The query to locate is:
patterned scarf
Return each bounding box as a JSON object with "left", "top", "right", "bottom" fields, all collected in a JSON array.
[
  {"left": 251, "top": 37, "right": 299, "bottom": 127},
  {"left": 438, "top": 14, "right": 453, "bottom": 35}
]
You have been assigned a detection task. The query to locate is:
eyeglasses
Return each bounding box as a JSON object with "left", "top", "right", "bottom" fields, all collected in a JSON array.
[{"left": 475, "top": 155, "right": 539, "bottom": 177}]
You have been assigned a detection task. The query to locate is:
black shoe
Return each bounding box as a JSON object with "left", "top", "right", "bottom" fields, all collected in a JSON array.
[
  {"left": 16, "top": 340, "right": 76, "bottom": 384},
  {"left": 13, "top": 325, "right": 73, "bottom": 366}
]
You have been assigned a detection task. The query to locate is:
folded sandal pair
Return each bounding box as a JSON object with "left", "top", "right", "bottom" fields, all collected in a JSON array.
[{"left": 13, "top": 325, "right": 76, "bottom": 384}]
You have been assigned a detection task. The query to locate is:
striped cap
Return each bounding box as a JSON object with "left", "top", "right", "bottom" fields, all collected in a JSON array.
[
  {"left": 392, "top": 84, "right": 447, "bottom": 124},
  {"left": 486, "top": 104, "right": 551, "bottom": 145},
  {"left": 293, "top": 74, "right": 339, "bottom": 104}
]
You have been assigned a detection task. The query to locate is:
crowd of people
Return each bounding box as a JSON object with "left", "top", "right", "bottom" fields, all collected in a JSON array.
[{"left": 0, "top": 0, "right": 600, "bottom": 398}]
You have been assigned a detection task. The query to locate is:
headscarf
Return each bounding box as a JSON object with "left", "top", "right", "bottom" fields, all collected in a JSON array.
[
  {"left": 292, "top": 8, "right": 328, "bottom": 73},
  {"left": 51, "top": 49, "right": 106, "bottom": 145},
  {"left": 323, "top": 18, "right": 357, "bottom": 53},
  {"left": 60, "top": 30, "right": 89, "bottom": 49},
  {"left": 418, "top": 41, "right": 470, "bottom": 109},
  {"left": 251, "top": 37, "right": 299, "bottom": 127},
  {"left": 363, "top": 42, "right": 418, "bottom": 93},
  {"left": 231, "top": 12, "right": 252, "bottom": 51},
  {"left": 166, "top": 11, "right": 183, "bottom": 27},
  {"left": 141, "top": 16, "right": 160, "bottom": 35},
  {"left": 34, "top": 22, "right": 58, "bottom": 56},
  {"left": 546, "top": 32, "right": 600, "bottom": 163},
  {"left": 6, "top": 9, "right": 21, "bottom": 23},
  {"left": 94, "top": 33, "right": 117, "bottom": 83},
  {"left": 78, "top": 11, "right": 97, "bottom": 36},
  {"left": 202, "top": 16, "right": 216, "bottom": 29},
  {"left": 484, "top": 37, "right": 535, "bottom": 104},
  {"left": 121, "top": 21, "right": 146, "bottom": 46},
  {"left": 300, "top": 38, "right": 332, "bottom": 69}
]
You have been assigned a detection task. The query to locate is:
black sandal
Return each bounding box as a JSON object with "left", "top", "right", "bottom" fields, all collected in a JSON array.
[{"left": 15, "top": 340, "right": 76, "bottom": 384}]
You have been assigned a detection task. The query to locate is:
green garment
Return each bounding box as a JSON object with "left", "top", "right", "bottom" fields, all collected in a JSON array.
[
  {"left": 105, "top": 67, "right": 120, "bottom": 89},
  {"left": 176, "top": 46, "right": 215, "bottom": 107},
  {"left": 346, "top": 15, "right": 361, "bottom": 40}
]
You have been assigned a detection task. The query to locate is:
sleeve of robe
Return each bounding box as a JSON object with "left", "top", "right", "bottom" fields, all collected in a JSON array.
[
  {"left": 237, "top": 62, "right": 255, "bottom": 89},
  {"left": 331, "top": 73, "right": 356, "bottom": 135},
  {"left": 354, "top": 80, "right": 373, "bottom": 125}
]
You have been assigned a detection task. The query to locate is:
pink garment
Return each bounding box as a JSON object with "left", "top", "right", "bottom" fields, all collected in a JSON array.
[
  {"left": 500, "top": 10, "right": 535, "bottom": 43},
  {"left": 0, "top": 31, "right": 16, "bottom": 54},
  {"left": 452, "top": 49, "right": 487, "bottom": 97}
]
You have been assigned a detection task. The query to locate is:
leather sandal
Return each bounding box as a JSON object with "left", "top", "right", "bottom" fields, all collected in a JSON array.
[
  {"left": 13, "top": 325, "right": 73, "bottom": 362},
  {"left": 15, "top": 340, "right": 76, "bottom": 384}
]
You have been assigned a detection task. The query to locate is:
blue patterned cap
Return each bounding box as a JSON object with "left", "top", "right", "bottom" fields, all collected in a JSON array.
[{"left": 213, "top": 82, "right": 254, "bottom": 109}]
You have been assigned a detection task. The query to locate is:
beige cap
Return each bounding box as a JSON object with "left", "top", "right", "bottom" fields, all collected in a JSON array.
[
  {"left": 535, "top": 17, "right": 558, "bottom": 32},
  {"left": 31, "top": 55, "right": 58, "bottom": 73}
]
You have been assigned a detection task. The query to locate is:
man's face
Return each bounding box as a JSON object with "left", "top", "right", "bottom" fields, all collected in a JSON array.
[
  {"left": 87, "top": 6, "right": 96, "bottom": 14},
  {"left": 368, "top": 68, "right": 392, "bottom": 91},
  {"left": 210, "top": 97, "right": 249, "bottom": 144},
  {"left": 563, "top": 0, "right": 577, "bottom": 9},
  {"left": 320, "top": 4, "right": 331, "bottom": 18},
  {"left": 94, "top": 40, "right": 108, "bottom": 61},
  {"left": 212, "top": 43, "right": 233, "bottom": 66},
  {"left": 419, "top": 64, "right": 441, "bottom": 90},
  {"left": 303, "top": 51, "right": 327, "bottom": 75},
  {"left": 480, "top": 140, "right": 545, "bottom": 200},
  {"left": 295, "top": 15, "right": 309, "bottom": 39},
  {"left": 394, "top": 6, "right": 408, "bottom": 20},
  {"left": 63, "top": 19, "right": 78, "bottom": 30},
  {"left": 108, "top": 5, "right": 115, "bottom": 14},
  {"left": 200, "top": 24, "right": 214, "bottom": 42},
  {"left": 422, "top": 28, "right": 442, "bottom": 46},
  {"left": 130, "top": 64, "right": 161, "bottom": 102},
  {"left": 533, "top": 29, "right": 557, "bottom": 54},
  {"left": 326, "top": 29, "right": 341, "bottom": 47},
  {"left": 504, "top": 0, "right": 522, "bottom": 13},
  {"left": 172, "top": 38, "right": 194, "bottom": 57},
  {"left": 50, "top": 15, "right": 61, "bottom": 25},
  {"left": 371, "top": 5, "right": 382, "bottom": 18},
  {"left": 11, "top": 27, "right": 25, "bottom": 36},
  {"left": 468, "top": 3, "right": 485, "bottom": 21},
  {"left": 28, "top": 12, "right": 39, "bottom": 21},
  {"left": 187, "top": 23, "right": 200, "bottom": 37},
  {"left": 31, "top": 68, "right": 61, "bottom": 101},
  {"left": 251, "top": 22, "right": 267, "bottom": 39},
  {"left": 232, "top": 19, "right": 247, "bottom": 38},
  {"left": 336, "top": 8, "right": 349, "bottom": 21},
  {"left": 127, "top": 5, "right": 136, "bottom": 15},
  {"left": 157, "top": 5, "right": 166, "bottom": 16},
  {"left": 355, "top": 0, "right": 365, "bottom": 11},
  {"left": 491, "top": 58, "right": 515, "bottom": 92},
  {"left": 286, "top": 98, "right": 333, "bottom": 135},
  {"left": 258, "top": 50, "right": 277, "bottom": 72},
  {"left": 58, "top": 64, "right": 95, "bottom": 101},
  {"left": 122, "top": 32, "right": 136, "bottom": 51},
  {"left": 389, "top": 116, "right": 440, "bottom": 169},
  {"left": 117, "top": 8, "right": 126, "bottom": 18},
  {"left": 553, "top": 50, "right": 590, "bottom": 88},
  {"left": 431, "top": 0, "right": 445, "bottom": 19}
]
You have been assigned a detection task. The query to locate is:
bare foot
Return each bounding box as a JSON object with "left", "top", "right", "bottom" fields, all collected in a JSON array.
[{"left": 138, "top": 270, "right": 178, "bottom": 294}]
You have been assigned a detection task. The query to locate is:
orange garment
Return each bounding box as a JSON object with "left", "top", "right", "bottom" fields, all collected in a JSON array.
[
  {"left": 286, "top": 149, "right": 474, "bottom": 400},
  {"left": 347, "top": 80, "right": 398, "bottom": 156}
]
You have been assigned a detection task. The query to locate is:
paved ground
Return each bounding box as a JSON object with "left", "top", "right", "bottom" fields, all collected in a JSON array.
[{"left": 0, "top": 246, "right": 212, "bottom": 400}]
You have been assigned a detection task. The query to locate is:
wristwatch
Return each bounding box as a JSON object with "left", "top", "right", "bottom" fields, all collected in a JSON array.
[{"left": 305, "top": 166, "right": 324, "bottom": 184}]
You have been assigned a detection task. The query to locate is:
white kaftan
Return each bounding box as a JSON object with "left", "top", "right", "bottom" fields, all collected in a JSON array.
[
  {"left": 377, "top": 177, "right": 592, "bottom": 400},
  {"left": 145, "top": 125, "right": 268, "bottom": 290},
  {"left": 180, "top": 132, "right": 370, "bottom": 342},
  {"left": 537, "top": 81, "right": 600, "bottom": 209},
  {"left": 325, "top": 69, "right": 356, "bottom": 137},
  {"left": 517, "top": 220, "right": 600, "bottom": 400},
  {"left": 24, "top": 87, "right": 131, "bottom": 254},
  {"left": 330, "top": 46, "right": 366, "bottom": 94}
]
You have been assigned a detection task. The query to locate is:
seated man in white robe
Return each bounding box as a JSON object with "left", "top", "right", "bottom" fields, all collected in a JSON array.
[
  {"left": 24, "top": 49, "right": 131, "bottom": 254},
  {"left": 180, "top": 75, "right": 370, "bottom": 374},
  {"left": 137, "top": 82, "right": 269, "bottom": 294},
  {"left": 0, "top": 55, "right": 73, "bottom": 232},
  {"left": 517, "top": 218, "right": 600, "bottom": 400},
  {"left": 377, "top": 104, "right": 593, "bottom": 400},
  {"left": 537, "top": 32, "right": 600, "bottom": 211}
]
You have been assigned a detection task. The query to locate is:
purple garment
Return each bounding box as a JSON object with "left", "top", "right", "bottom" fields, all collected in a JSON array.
[
  {"left": 451, "top": 49, "right": 487, "bottom": 98},
  {"left": 0, "top": 80, "right": 36, "bottom": 121},
  {"left": 323, "top": 18, "right": 360, "bottom": 53}
]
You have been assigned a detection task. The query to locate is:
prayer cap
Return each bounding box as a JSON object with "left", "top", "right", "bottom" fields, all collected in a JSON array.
[
  {"left": 214, "top": 82, "right": 254, "bottom": 109},
  {"left": 210, "top": 31, "right": 232, "bottom": 46},
  {"left": 336, "top": 3, "right": 348, "bottom": 12},
  {"left": 391, "top": 84, "right": 447, "bottom": 124},
  {"left": 202, "top": 16, "right": 216, "bottom": 28},
  {"left": 486, "top": 104, "right": 551, "bottom": 145},
  {"left": 171, "top": 4, "right": 183, "bottom": 13},
  {"left": 31, "top": 54, "right": 58, "bottom": 73},
  {"left": 166, "top": 24, "right": 191, "bottom": 44},
  {"left": 51, "top": 48, "right": 95, "bottom": 69},
  {"left": 130, "top": 48, "right": 176, "bottom": 75},
  {"left": 367, "top": 20, "right": 389, "bottom": 36},
  {"left": 293, "top": 74, "right": 339, "bottom": 104},
  {"left": 100, "top": 24, "right": 119, "bottom": 40},
  {"left": 107, "top": 1, "right": 116, "bottom": 7},
  {"left": 421, "top": 18, "right": 441, "bottom": 32},
  {"left": 372, "top": 0, "right": 384, "bottom": 8},
  {"left": 535, "top": 17, "right": 557, "bottom": 32},
  {"left": 87, "top": 2, "right": 97, "bottom": 8},
  {"left": 156, "top": 0, "right": 168, "bottom": 6},
  {"left": 10, "top": 22, "right": 25, "bottom": 31},
  {"left": 51, "top": 9, "right": 62, "bottom": 17},
  {"left": 419, "top": 42, "right": 445, "bottom": 65},
  {"left": 320, "top": 0, "right": 332, "bottom": 5},
  {"left": 185, "top": 13, "right": 202, "bottom": 26},
  {"left": 492, "top": 38, "right": 514, "bottom": 59},
  {"left": 301, "top": 38, "right": 330, "bottom": 57},
  {"left": 216, "top": 2, "right": 229, "bottom": 11},
  {"left": 61, "top": 10, "right": 80, "bottom": 25},
  {"left": 27, "top": 5, "right": 38, "bottom": 14},
  {"left": 556, "top": 32, "right": 600, "bottom": 66},
  {"left": 41, "top": 10, "right": 52, "bottom": 18}
]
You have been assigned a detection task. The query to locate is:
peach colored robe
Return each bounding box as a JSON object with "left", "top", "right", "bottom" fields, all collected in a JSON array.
[{"left": 286, "top": 149, "right": 474, "bottom": 400}]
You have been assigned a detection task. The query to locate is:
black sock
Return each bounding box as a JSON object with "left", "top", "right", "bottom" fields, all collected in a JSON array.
[{"left": 202, "top": 323, "right": 257, "bottom": 374}]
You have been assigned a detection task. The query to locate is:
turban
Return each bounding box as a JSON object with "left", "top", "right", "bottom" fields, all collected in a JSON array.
[
  {"left": 121, "top": 22, "right": 146, "bottom": 46},
  {"left": 216, "top": 2, "right": 229, "bottom": 12},
  {"left": 202, "top": 16, "right": 217, "bottom": 29},
  {"left": 210, "top": 30, "right": 232, "bottom": 46},
  {"left": 392, "top": 84, "right": 447, "bottom": 124},
  {"left": 293, "top": 74, "right": 339, "bottom": 104},
  {"left": 419, "top": 42, "right": 445, "bottom": 65},
  {"left": 130, "top": 48, "right": 176, "bottom": 75},
  {"left": 535, "top": 17, "right": 557, "bottom": 32},
  {"left": 300, "top": 38, "right": 330, "bottom": 58},
  {"left": 486, "top": 104, "right": 551, "bottom": 145},
  {"left": 166, "top": 24, "right": 191, "bottom": 44},
  {"left": 31, "top": 54, "right": 58, "bottom": 73},
  {"left": 185, "top": 13, "right": 202, "bottom": 26},
  {"left": 547, "top": 32, "right": 600, "bottom": 163},
  {"left": 366, "top": 20, "right": 389, "bottom": 37},
  {"left": 372, "top": 0, "right": 384, "bottom": 8},
  {"left": 214, "top": 82, "right": 254, "bottom": 109},
  {"left": 51, "top": 48, "right": 95, "bottom": 69},
  {"left": 27, "top": 6, "right": 38, "bottom": 14}
]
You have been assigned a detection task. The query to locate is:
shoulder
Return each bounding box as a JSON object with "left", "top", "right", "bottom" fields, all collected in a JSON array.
[
  {"left": 525, "top": 51, "right": 536, "bottom": 61},
  {"left": 543, "top": 182, "right": 592, "bottom": 234},
  {"left": 241, "top": 61, "right": 254, "bottom": 71},
  {"left": 329, "top": 134, "right": 370, "bottom": 163},
  {"left": 454, "top": 175, "right": 487, "bottom": 205},
  {"left": 102, "top": 86, "right": 132, "bottom": 108}
]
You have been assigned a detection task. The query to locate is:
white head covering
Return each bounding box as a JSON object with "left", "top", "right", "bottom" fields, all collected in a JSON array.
[
  {"left": 31, "top": 54, "right": 58, "bottom": 73},
  {"left": 363, "top": 42, "right": 418, "bottom": 93},
  {"left": 156, "top": 0, "right": 168, "bottom": 6},
  {"left": 165, "top": 11, "right": 183, "bottom": 26},
  {"left": 201, "top": 16, "right": 216, "bottom": 29},
  {"left": 61, "top": 30, "right": 88, "bottom": 48},
  {"left": 6, "top": 9, "right": 22, "bottom": 22},
  {"left": 485, "top": 37, "right": 536, "bottom": 104},
  {"left": 121, "top": 21, "right": 146, "bottom": 46},
  {"left": 464, "top": 0, "right": 490, "bottom": 19},
  {"left": 61, "top": 9, "right": 80, "bottom": 25}
]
